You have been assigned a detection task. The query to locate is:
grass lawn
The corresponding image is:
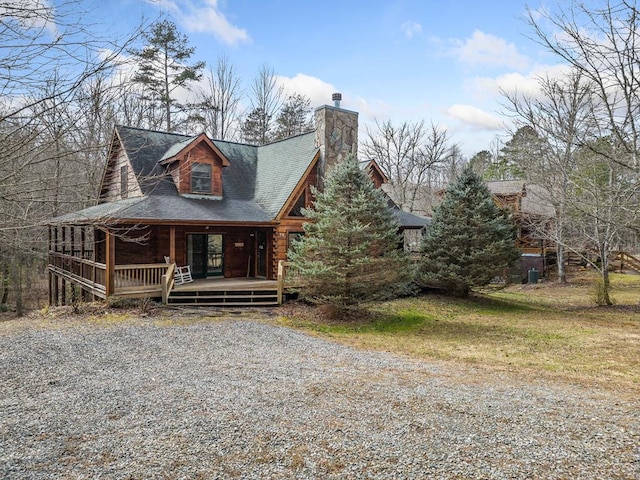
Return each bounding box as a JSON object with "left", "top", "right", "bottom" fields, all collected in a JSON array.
[{"left": 277, "top": 271, "right": 640, "bottom": 394}]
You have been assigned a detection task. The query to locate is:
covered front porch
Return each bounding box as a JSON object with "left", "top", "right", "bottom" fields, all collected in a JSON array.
[{"left": 47, "top": 222, "right": 296, "bottom": 306}]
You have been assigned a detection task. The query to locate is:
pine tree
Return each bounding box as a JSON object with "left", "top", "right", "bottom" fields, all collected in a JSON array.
[
  {"left": 288, "top": 154, "right": 412, "bottom": 311},
  {"left": 273, "top": 93, "right": 313, "bottom": 140},
  {"left": 130, "top": 19, "right": 205, "bottom": 131},
  {"left": 418, "top": 165, "right": 520, "bottom": 296},
  {"left": 241, "top": 107, "right": 271, "bottom": 145}
]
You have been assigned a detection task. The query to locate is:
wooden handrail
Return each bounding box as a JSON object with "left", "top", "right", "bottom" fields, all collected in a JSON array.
[
  {"left": 115, "top": 263, "right": 170, "bottom": 270},
  {"left": 162, "top": 263, "right": 176, "bottom": 305},
  {"left": 49, "top": 251, "right": 106, "bottom": 269},
  {"left": 616, "top": 251, "right": 640, "bottom": 273},
  {"left": 49, "top": 252, "right": 171, "bottom": 298}
]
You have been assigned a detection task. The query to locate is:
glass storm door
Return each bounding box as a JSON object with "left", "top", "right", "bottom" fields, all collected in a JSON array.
[
  {"left": 256, "top": 231, "right": 267, "bottom": 278},
  {"left": 206, "top": 234, "right": 224, "bottom": 277},
  {"left": 188, "top": 234, "right": 224, "bottom": 278}
]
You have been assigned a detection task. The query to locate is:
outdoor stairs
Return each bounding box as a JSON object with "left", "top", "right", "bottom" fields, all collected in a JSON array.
[
  {"left": 167, "top": 288, "right": 279, "bottom": 307},
  {"left": 614, "top": 251, "right": 640, "bottom": 274}
]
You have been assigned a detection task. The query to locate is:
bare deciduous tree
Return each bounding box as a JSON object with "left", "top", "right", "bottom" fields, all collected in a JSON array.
[
  {"left": 527, "top": 0, "right": 640, "bottom": 169},
  {"left": 502, "top": 71, "right": 597, "bottom": 283},
  {"left": 0, "top": 0, "right": 138, "bottom": 313},
  {"left": 242, "top": 64, "right": 284, "bottom": 145},
  {"left": 362, "top": 119, "right": 455, "bottom": 214},
  {"left": 195, "top": 56, "right": 242, "bottom": 141}
]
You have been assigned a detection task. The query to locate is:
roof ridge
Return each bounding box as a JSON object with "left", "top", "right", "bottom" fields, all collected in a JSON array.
[
  {"left": 260, "top": 130, "right": 315, "bottom": 147},
  {"left": 116, "top": 124, "right": 192, "bottom": 139}
]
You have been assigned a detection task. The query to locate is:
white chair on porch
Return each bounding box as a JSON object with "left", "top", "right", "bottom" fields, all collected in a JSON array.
[{"left": 164, "top": 256, "right": 193, "bottom": 285}]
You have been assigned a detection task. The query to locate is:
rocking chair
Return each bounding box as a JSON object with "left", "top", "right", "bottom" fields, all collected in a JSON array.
[{"left": 164, "top": 256, "right": 193, "bottom": 285}]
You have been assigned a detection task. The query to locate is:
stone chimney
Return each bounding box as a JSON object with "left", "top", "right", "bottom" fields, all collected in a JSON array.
[{"left": 314, "top": 94, "right": 358, "bottom": 180}]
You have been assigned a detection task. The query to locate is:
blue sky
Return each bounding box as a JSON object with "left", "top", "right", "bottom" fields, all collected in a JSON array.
[{"left": 91, "top": 0, "right": 566, "bottom": 156}]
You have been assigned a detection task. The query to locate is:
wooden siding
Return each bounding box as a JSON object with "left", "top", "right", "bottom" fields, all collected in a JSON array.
[
  {"left": 105, "top": 225, "right": 277, "bottom": 279},
  {"left": 102, "top": 146, "right": 142, "bottom": 202},
  {"left": 281, "top": 162, "right": 318, "bottom": 218},
  {"left": 176, "top": 143, "right": 225, "bottom": 196},
  {"left": 272, "top": 218, "right": 306, "bottom": 277},
  {"left": 493, "top": 193, "right": 522, "bottom": 215},
  {"left": 113, "top": 226, "right": 159, "bottom": 265}
]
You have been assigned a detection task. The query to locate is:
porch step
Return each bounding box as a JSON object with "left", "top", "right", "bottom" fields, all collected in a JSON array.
[{"left": 167, "top": 289, "right": 279, "bottom": 306}]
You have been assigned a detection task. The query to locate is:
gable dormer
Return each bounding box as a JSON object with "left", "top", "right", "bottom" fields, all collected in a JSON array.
[
  {"left": 160, "top": 133, "right": 230, "bottom": 197},
  {"left": 363, "top": 159, "right": 388, "bottom": 189}
]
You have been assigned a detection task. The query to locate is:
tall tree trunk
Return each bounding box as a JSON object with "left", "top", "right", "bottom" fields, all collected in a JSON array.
[
  {"left": 1, "top": 264, "right": 9, "bottom": 305},
  {"left": 557, "top": 243, "right": 567, "bottom": 284},
  {"left": 598, "top": 244, "right": 612, "bottom": 306}
]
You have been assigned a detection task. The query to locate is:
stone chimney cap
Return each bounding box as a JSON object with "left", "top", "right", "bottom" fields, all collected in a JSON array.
[{"left": 332, "top": 92, "right": 342, "bottom": 108}]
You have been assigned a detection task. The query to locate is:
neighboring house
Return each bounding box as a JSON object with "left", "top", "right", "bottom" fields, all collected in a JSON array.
[
  {"left": 486, "top": 180, "right": 556, "bottom": 277},
  {"left": 47, "top": 103, "right": 428, "bottom": 306},
  {"left": 388, "top": 178, "right": 555, "bottom": 278}
]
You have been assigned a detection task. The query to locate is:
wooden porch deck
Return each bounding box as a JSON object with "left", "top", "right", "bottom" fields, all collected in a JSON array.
[
  {"left": 168, "top": 277, "right": 282, "bottom": 306},
  {"left": 173, "top": 277, "right": 278, "bottom": 292},
  {"left": 48, "top": 253, "right": 293, "bottom": 307}
]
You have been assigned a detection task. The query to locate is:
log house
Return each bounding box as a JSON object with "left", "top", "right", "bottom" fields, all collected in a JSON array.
[{"left": 47, "top": 103, "right": 428, "bottom": 305}]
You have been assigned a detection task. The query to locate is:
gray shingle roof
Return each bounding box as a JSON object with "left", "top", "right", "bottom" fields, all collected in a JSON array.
[
  {"left": 255, "top": 132, "right": 318, "bottom": 217},
  {"left": 50, "top": 126, "right": 427, "bottom": 228},
  {"left": 51, "top": 127, "right": 317, "bottom": 224},
  {"left": 116, "top": 126, "right": 189, "bottom": 196}
]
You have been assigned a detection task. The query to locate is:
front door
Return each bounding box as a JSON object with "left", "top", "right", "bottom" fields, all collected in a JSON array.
[
  {"left": 256, "top": 230, "right": 267, "bottom": 278},
  {"left": 187, "top": 234, "right": 224, "bottom": 278}
]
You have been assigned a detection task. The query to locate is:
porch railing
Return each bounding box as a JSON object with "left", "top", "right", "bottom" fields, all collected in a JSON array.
[
  {"left": 49, "top": 252, "right": 170, "bottom": 299},
  {"left": 161, "top": 263, "right": 176, "bottom": 304},
  {"left": 48, "top": 252, "right": 107, "bottom": 298},
  {"left": 277, "top": 260, "right": 302, "bottom": 305},
  {"left": 113, "top": 263, "right": 170, "bottom": 295}
]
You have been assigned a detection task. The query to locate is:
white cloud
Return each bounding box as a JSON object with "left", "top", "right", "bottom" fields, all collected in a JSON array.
[
  {"left": 446, "top": 104, "right": 503, "bottom": 131},
  {"left": 272, "top": 76, "right": 394, "bottom": 129},
  {"left": 469, "top": 63, "right": 572, "bottom": 99},
  {"left": 276, "top": 73, "right": 336, "bottom": 107},
  {"left": 401, "top": 21, "right": 422, "bottom": 39},
  {"left": 450, "top": 30, "right": 530, "bottom": 70},
  {"left": 0, "top": 0, "right": 57, "bottom": 36},
  {"left": 145, "top": 0, "right": 250, "bottom": 46}
]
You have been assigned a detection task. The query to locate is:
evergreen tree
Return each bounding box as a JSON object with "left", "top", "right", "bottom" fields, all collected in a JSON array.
[
  {"left": 130, "top": 19, "right": 205, "bottom": 131},
  {"left": 418, "top": 166, "right": 520, "bottom": 296},
  {"left": 274, "top": 93, "right": 313, "bottom": 140},
  {"left": 241, "top": 107, "right": 271, "bottom": 145},
  {"left": 288, "top": 154, "right": 412, "bottom": 311}
]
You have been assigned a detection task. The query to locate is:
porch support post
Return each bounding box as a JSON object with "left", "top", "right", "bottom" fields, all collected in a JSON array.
[
  {"left": 105, "top": 230, "right": 115, "bottom": 296},
  {"left": 80, "top": 227, "right": 86, "bottom": 259},
  {"left": 169, "top": 226, "right": 176, "bottom": 263},
  {"left": 277, "top": 260, "right": 285, "bottom": 305},
  {"left": 70, "top": 226, "right": 75, "bottom": 257},
  {"left": 91, "top": 226, "right": 96, "bottom": 262},
  {"left": 48, "top": 271, "right": 54, "bottom": 306}
]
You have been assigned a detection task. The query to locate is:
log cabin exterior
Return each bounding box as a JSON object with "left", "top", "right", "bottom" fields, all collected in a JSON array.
[
  {"left": 486, "top": 180, "right": 555, "bottom": 278},
  {"left": 47, "top": 104, "right": 428, "bottom": 305}
]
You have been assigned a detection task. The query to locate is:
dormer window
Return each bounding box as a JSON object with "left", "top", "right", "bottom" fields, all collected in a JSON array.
[{"left": 191, "top": 163, "right": 212, "bottom": 194}]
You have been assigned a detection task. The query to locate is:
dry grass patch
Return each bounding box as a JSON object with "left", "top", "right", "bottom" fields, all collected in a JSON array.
[{"left": 277, "top": 272, "right": 640, "bottom": 394}]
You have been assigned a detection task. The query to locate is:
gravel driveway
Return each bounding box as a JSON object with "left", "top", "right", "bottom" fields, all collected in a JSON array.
[{"left": 1, "top": 314, "right": 638, "bottom": 479}]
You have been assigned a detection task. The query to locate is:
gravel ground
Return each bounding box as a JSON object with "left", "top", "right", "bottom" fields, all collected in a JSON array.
[{"left": 0, "top": 314, "right": 638, "bottom": 479}]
